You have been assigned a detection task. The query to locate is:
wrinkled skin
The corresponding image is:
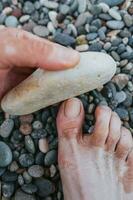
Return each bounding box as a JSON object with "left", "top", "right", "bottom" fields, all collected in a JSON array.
[{"left": 0, "top": 27, "right": 79, "bottom": 100}]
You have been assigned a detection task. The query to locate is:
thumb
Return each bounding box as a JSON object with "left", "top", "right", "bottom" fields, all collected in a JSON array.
[{"left": 0, "top": 28, "right": 80, "bottom": 71}]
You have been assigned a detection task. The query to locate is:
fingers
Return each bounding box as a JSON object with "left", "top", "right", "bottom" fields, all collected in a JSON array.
[{"left": 0, "top": 28, "right": 80, "bottom": 70}]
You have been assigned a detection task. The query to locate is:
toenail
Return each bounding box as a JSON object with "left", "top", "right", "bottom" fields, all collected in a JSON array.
[{"left": 64, "top": 98, "right": 81, "bottom": 118}]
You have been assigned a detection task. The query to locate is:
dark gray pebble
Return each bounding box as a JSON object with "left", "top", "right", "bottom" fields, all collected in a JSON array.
[
  {"left": 21, "top": 184, "right": 37, "bottom": 194},
  {"left": 2, "top": 183, "right": 15, "bottom": 198},
  {"left": 0, "top": 142, "right": 12, "bottom": 167},
  {"left": 15, "top": 189, "right": 36, "bottom": 200},
  {"left": 31, "top": 129, "right": 47, "bottom": 139},
  {"left": 0, "top": 119, "right": 14, "bottom": 138},
  {"left": 86, "top": 33, "right": 98, "bottom": 41},
  {"left": 44, "top": 150, "right": 57, "bottom": 166},
  {"left": 89, "top": 42, "right": 103, "bottom": 51},
  {"left": 35, "top": 178, "right": 55, "bottom": 197},
  {"left": 2, "top": 171, "right": 18, "bottom": 182},
  {"left": 25, "top": 135, "right": 35, "bottom": 154},
  {"left": 28, "top": 165, "right": 44, "bottom": 178},
  {"left": 53, "top": 32, "right": 75, "bottom": 46},
  {"left": 115, "top": 107, "right": 129, "bottom": 121},
  {"left": 19, "top": 154, "right": 34, "bottom": 167}
]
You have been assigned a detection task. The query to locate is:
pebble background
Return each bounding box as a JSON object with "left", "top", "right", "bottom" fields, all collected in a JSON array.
[{"left": 0, "top": 0, "right": 133, "bottom": 199}]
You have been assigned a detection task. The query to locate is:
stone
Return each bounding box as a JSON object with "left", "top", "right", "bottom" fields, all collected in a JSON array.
[
  {"left": 60, "top": 4, "right": 70, "bottom": 15},
  {"left": 19, "top": 15, "right": 30, "bottom": 23},
  {"left": 44, "top": 150, "right": 57, "bottom": 166},
  {"left": 78, "top": 0, "right": 87, "bottom": 13},
  {"left": 106, "top": 20, "right": 124, "bottom": 29},
  {"left": 115, "top": 107, "right": 129, "bottom": 121},
  {"left": 112, "top": 74, "right": 129, "bottom": 90},
  {"left": 114, "top": 91, "right": 127, "bottom": 103},
  {"left": 25, "top": 135, "right": 35, "bottom": 154},
  {"left": 15, "top": 189, "right": 36, "bottom": 200},
  {"left": 99, "top": 3, "right": 110, "bottom": 12},
  {"left": 98, "top": 0, "right": 124, "bottom": 7},
  {"left": 28, "top": 165, "right": 44, "bottom": 178},
  {"left": 40, "top": 0, "right": 59, "bottom": 9},
  {"left": 2, "top": 52, "right": 116, "bottom": 115},
  {"left": 19, "top": 114, "right": 34, "bottom": 124},
  {"left": 108, "top": 8, "right": 122, "bottom": 20},
  {"left": 76, "top": 44, "right": 89, "bottom": 52},
  {"left": 19, "top": 154, "right": 34, "bottom": 167},
  {"left": 0, "top": 119, "right": 14, "bottom": 138},
  {"left": 2, "top": 171, "right": 18, "bottom": 182},
  {"left": 0, "top": 142, "right": 12, "bottom": 167},
  {"left": 21, "top": 184, "right": 37, "bottom": 194},
  {"left": 53, "top": 32, "right": 76, "bottom": 46},
  {"left": 75, "top": 12, "right": 91, "bottom": 27},
  {"left": 32, "top": 121, "right": 43, "bottom": 130},
  {"left": 35, "top": 178, "right": 55, "bottom": 197},
  {"left": 5, "top": 16, "right": 18, "bottom": 27},
  {"left": 39, "top": 138, "right": 49, "bottom": 153},
  {"left": 123, "top": 14, "right": 133, "bottom": 27},
  {"left": 23, "top": 1, "right": 35, "bottom": 14},
  {"left": 19, "top": 123, "right": 32, "bottom": 135},
  {"left": 33, "top": 25, "right": 49, "bottom": 37},
  {"left": 2, "top": 183, "right": 14, "bottom": 198}
]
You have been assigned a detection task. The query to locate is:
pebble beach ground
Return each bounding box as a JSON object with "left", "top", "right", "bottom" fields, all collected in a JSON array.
[{"left": 0, "top": 0, "right": 133, "bottom": 199}]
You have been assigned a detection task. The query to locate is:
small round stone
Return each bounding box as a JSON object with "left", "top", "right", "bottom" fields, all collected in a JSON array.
[
  {"left": 5, "top": 16, "right": 18, "bottom": 27},
  {"left": 0, "top": 142, "right": 12, "bottom": 167},
  {"left": 108, "top": 8, "right": 121, "bottom": 20},
  {"left": 0, "top": 119, "right": 14, "bottom": 138},
  {"left": 19, "top": 123, "right": 32, "bottom": 135},
  {"left": 21, "top": 184, "right": 37, "bottom": 194},
  {"left": 9, "top": 161, "right": 19, "bottom": 172},
  {"left": 33, "top": 25, "right": 49, "bottom": 37},
  {"left": 28, "top": 165, "right": 44, "bottom": 178},
  {"left": 40, "top": 0, "right": 59, "bottom": 9},
  {"left": 19, "top": 154, "right": 34, "bottom": 167},
  {"left": 76, "top": 44, "right": 89, "bottom": 52},
  {"left": 44, "top": 150, "right": 57, "bottom": 166},
  {"left": 32, "top": 120, "right": 43, "bottom": 130},
  {"left": 115, "top": 91, "right": 127, "bottom": 103},
  {"left": 19, "top": 15, "right": 30, "bottom": 23},
  {"left": 112, "top": 74, "right": 129, "bottom": 90},
  {"left": 39, "top": 138, "right": 49, "bottom": 153},
  {"left": 2, "top": 183, "right": 14, "bottom": 198},
  {"left": 23, "top": 171, "right": 32, "bottom": 184},
  {"left": 98, "top": 0, "right": 124, "bottom": 7},
  {"left": 123, "top": 14, "right": 133, "bottom": 27},
  {"left": 99, "top": 3, "right": 110, "bottom": 12},
  {"left": 15, "top": 189, "right": 36, "bottom": 200},
  {"left": 23, "top": 1, "right": 35, "bottom": 14},
  {"left": 115, "top": 107, "right": 129, "bottom": 121},
  {"left": 60, "top": 4, "right": 70, "bottom": 15}
]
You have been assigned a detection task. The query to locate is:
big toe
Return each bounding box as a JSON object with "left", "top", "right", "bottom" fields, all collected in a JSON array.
[{"left": 56, "top": 98, "right": 84, "bottom": 140}]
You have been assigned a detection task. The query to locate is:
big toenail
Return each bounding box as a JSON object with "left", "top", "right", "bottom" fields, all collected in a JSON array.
[{"left": 64, "top": 98, "right": 81, "bottom": 118}]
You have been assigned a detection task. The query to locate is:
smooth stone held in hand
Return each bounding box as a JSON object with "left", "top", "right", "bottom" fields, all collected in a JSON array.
[{"left": 1, "top": 52, "right": 116, "bottom": 115}]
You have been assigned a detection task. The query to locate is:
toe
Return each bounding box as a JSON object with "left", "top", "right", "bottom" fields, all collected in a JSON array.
[
  {"left": 90, "top": 106, "right": 112, "bottom": 147},
  {"left": 56, "top": 98, "right": 84, "bottom": 140},
  {"left": 105, "top": 112, "right": 121, "bottom": 152},
  {"left": 115, "top": 127, "right": 133, "bottom": 161}
]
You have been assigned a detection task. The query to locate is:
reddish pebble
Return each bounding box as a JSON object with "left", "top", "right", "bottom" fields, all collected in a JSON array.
[
  {"left": 12, "top": 8, "right": 22, "bottom": 18},
  {"left": 39, "top": 138, "right": 49, "bottom": 153},
  {"left": 19, "top": 123, "right": 32, "bottom": 135},
  {"left": 19, "top": 114, "right": 34, "bottom": 124}
]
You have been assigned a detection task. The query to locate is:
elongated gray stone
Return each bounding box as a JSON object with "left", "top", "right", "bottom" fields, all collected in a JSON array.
[{"left": 1, "top": 52, "right": 116, "bottom": 115}]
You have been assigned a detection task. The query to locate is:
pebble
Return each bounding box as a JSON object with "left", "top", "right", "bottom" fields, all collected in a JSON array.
[
  {"left": 2, "top": 7, "right": 13, "bottom": 15},
  {"left": 0, "top": 119, "right": 14, "bottom": 138},
  {"left": 2, "top": 183, "right": 14, "bottom": 198},
  {"left": 31, "top": 129, "right": 47, "bottom": 139},
  {"left": 75, "top": 12, "right": 90, "bottom": 27},
  {"left": 39, "top": 138, "right": 49, "bottom": 153},
  {"left": 23, "top": 1, "right": 35, "bottom": 14},
  {"left": 23, "top": 171, "right": 32, "bottom": 184},
  {"left": 78, "top": 0, "right": 87, "bottom": 13},
  {"left": 2, "top": 171, "right": 18, "bottom": 182},
  {"left": 21, "top": 184, "right": 37, "bottom": 194},
  {"left": 76, "top": 44, "right": 89, "bottom": 52},
  {"left": 112, "top": 74, "right": 129, "bottom": 90},
  {"left": 19, "top": 154, "right": 34, "bottom": 167},
  {"left": 5, "top": 16, "right": 18, "bottom": 27},
  {"left": 33, "top": 25, "right": 49, "bottom": 37},
  {"left": 32, "top": 120, "right": 43, "bottom": 130},
  {"left": 9, "top": 161, "right": 19, "bottom": 172},
  {"left": 50, "top": 165, "right": 57, "bottom": 177},
  {"left": 44, "top": 150, "right": 57, "bottom": 166},
  {"left": 19, "top": 114, "right": 34, "bottom": 124},
  {"left": 35, "top": 178, "right": 54, "bottom": 197},
  {"left": 25, "top": 135, "right": 35, "bottom": 154},
  {"left": 15, "top": 189, "right": 36, "bottom": 200},
  {"left": 99, "top": 3, "right": 110, "bottom": 12},
  {"left": 86, "top": 33, "right": 98, "bottom": 41},
  {"left": 40, "top": 0, "right": 59, "bottom": 9},
  {"left": 115, "top": 107, "right": 129, "bottom": 121},
  {"left": 53, "top": 32, "right": 75, "bottom": 46},
  {"left": 19, "top": 123, "right": 32, "bottom": 135},
  {"left": 0, "top": 142, "right": 12, "bottom": 167},
  {"left": 115, "top": 91, "right": 127, "bottom": 103},
  {"left": 108, "top": 8, "right": 122, "bottom": 20},
  {"left": 28, "top": 165, "right": 44, "bottom": 178},
  {"left": 47, "top": 21, "right": 56, "bottom": 34},
  {"left": 48, "top": 11, "right": 58, "bottom": 27},
  {"left": 60, "top": 4, "right": 70, "bottom": 15},
  {"left": 123, "top": 14, "right": 133, "bottom": 27},
  {"left": 128, "top": 81, "right": 133, "bottom": 92},
  {"left": 107, "top": 20, "right": 124, "bottom": 29},
  {"left": 98, "top": 0, "right": 124, "bottom": 7},
  {"left": 19, "top": 15, "right": 30, "bottom": 23}
]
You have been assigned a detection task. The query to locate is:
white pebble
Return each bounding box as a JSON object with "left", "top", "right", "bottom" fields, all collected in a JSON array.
[
  {"left": 39, "top": 138, "right": 49, "bottom": 153},
  {"left": 108, "top": 8, "right": 122, "bottom": 20},
  {"left": 99, "top": 2, "right": 110, "bottom": 13},
  {"left": 76, "top": 44, "right": 89, "bottom": 52}
]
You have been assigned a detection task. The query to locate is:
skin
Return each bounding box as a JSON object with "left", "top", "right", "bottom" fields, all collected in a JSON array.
[
  {"left": 0, "top": 27, "right": 79, "bottom": 100},
  {"left": 57, "top": 98, "right": 133, "bottom": 200},
  {"left": 1, "top": 28, "right": 133, "bottom": 200}
]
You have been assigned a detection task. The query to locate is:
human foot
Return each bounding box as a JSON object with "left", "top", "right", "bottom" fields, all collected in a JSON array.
[{"left": 56, "top": 98, "right": 133, "bottom": 200}]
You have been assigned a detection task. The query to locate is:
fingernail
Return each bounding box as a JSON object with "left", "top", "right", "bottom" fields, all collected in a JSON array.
[{"left": 64, "top": 98, "right": 81, "bottom": 118}]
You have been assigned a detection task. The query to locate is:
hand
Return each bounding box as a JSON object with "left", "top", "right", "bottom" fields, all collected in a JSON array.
[{"left": 0, "top": 27, "right": 79, "bottom": 101}]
